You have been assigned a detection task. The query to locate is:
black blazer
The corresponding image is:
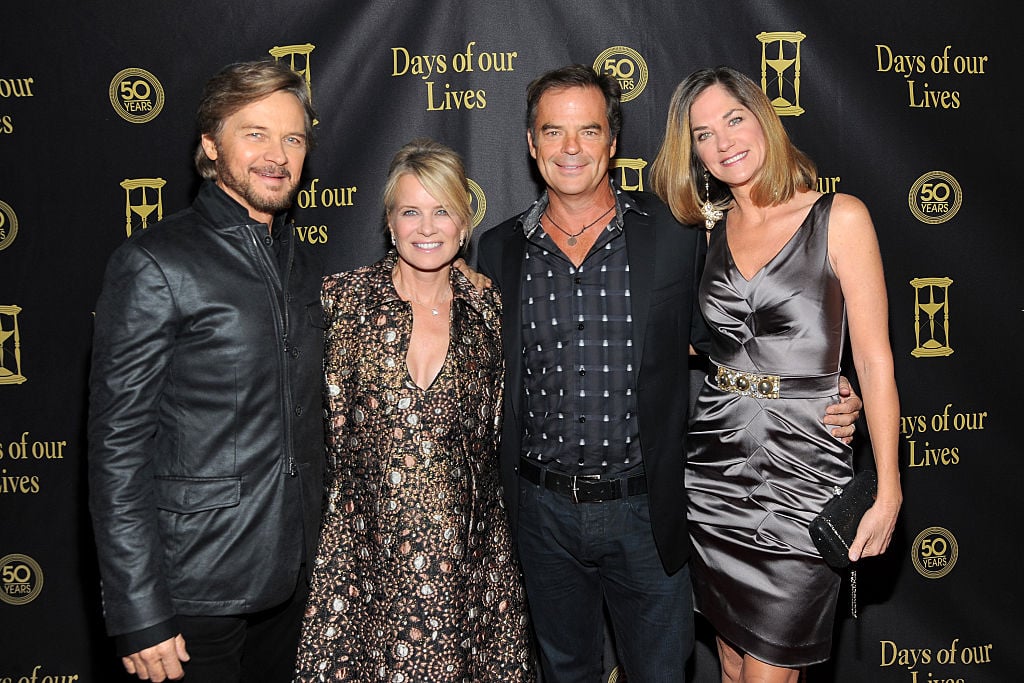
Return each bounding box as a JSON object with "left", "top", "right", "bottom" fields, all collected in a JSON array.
[{"left": 477, "top": 189, "right": 707, "bottom": 574}]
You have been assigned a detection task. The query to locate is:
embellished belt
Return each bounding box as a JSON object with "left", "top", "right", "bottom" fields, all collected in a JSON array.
[
  {"left": 711, "top": 362, "right": 840, "bottom": 399},
  {"left": 518, "top": 457, "right": 647, "bottom": 504}
]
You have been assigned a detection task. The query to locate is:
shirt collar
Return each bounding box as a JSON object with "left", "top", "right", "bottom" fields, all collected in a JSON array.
[{"left": 518, "top": 179, "right": 647, "bottom": 238}]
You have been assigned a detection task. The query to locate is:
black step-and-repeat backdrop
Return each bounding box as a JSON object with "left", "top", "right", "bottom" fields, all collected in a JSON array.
[{"left": 2, "top": 1, "right": 1019, "bottom": 681}]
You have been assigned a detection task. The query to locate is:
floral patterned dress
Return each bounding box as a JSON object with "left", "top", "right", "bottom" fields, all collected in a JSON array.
[{"left": 294, "top": 252, "right": 534, "bottom": 682}]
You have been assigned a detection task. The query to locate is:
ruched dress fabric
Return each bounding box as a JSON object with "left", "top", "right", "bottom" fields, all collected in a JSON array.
[
  {"left": 686, "top": 194, "right": 852, "bottom": 666},
  {"left": 294, "top": 253, "right": 534, "bottom": 682}
]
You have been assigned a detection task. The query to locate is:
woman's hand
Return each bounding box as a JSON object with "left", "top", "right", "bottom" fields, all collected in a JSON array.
[{"left": 848, "top": 493, "right": 902, "bottom": 562}]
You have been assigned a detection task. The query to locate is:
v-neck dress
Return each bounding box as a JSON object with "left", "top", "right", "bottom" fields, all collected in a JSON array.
[
  {"left": 294, "top": 252, "right": 534, "bottom": 682},
  {"left": 686, "top": 193, "right": 852, "bottom": 666}
]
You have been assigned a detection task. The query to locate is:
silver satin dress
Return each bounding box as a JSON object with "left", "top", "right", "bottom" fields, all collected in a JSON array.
[{"left": 686, "top": 193, "right": 853, "bottom": 666}]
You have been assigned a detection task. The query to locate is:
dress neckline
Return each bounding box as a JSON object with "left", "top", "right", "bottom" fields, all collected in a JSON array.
[
  {"left": 724, "top": 193, "right": 828, "bottom": 283},
  {"left": 406, "top": 339, "right": 452, "bottom": 392}
]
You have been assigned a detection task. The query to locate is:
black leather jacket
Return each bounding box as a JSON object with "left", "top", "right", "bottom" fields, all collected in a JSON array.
[{"left": 88, "top": 181, "right": 325, "bottom": 647}]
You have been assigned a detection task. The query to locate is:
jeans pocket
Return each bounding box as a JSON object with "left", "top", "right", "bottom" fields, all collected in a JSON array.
[
  {"left": 625, "top": 492, "right": 653, "bottom": 523},
  {"left": 518, "top": 480, "right": 540, "bottom": 514}
]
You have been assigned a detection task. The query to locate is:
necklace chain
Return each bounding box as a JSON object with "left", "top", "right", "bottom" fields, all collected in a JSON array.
[
  {"left": 396, "top": 280, "right": 451, "bottom": 317},
  {"left": 409, "top": 299, "right": 446, "bottom": 316},
  {"left": 543, "top": 204, "right": 615, "bottom": 246}
]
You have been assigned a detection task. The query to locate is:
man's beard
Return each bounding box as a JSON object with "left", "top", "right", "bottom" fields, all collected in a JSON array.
[{"left": 215, "top": 157, "right": 299, "bottom": 218}]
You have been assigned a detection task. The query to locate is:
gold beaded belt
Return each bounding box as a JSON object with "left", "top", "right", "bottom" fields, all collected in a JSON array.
[
  {"left": 711, "top": 363, "right": 841, "bottom": 400},
  {"left": 715, "top": 364, "right": 780, "bottom": 399}
]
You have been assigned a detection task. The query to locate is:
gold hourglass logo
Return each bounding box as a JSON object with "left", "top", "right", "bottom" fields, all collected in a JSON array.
[
  {"left": 0, "top": 305, "right": 26, "bottom": 385},
  {"left": 120, "top": 178, "right": 166, "bottom": 237},
  {"left": 911, "top": 277, "right": 954, "bottom": 358},
  {"left": 611, "top": 157, "right": 648, "bottom": 192},
  {"left": 757, "top": 31, "right": 806, "bottom": 117},
  {"left": 269, "top": 43, "right": 317, "bottom": 125}
]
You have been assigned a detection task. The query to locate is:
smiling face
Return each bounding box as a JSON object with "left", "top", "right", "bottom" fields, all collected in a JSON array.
[
  {"left": 389, "top": 173, "right": 466, "bottom": 274},
  {"left": 527, "top": 85, "right": 617, "bottom": 204},
  {"left": 689, "top": 83, "right": 767, "bottom": 193},
  {"left": 200, "top": 90, "right": 308, "bottom": 226}
]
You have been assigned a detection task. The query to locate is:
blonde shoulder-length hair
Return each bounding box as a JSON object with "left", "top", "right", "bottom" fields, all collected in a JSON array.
[
  {"left": 650, "top": 66, "right": 817, "bottom": 226},
  {"left": 382, "top": 138, "right": 474, "bottom": 239}
]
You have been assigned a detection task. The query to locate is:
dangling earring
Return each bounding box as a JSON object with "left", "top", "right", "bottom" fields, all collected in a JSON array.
[
  {"left": 700, "top": 170, "right": 723, "bottom": 230},
  {"left": 390, "top": 232, "right": 396, "bottom": 246},
  {"left": 459, "top": 233, "right": 465, "bottom": 248}
]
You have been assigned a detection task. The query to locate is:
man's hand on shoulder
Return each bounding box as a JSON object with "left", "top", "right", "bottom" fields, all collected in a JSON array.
[
  {"left": 122, "top": 634, "right": 189, "bottom": 681},
  {"left": 454, "top": 258, "right": 492, "bottom": 292}
]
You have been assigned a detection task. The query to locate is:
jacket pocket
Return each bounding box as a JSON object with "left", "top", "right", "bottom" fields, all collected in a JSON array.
[{"left": 154, "top": 476, "right": 241, "bottom": 514}]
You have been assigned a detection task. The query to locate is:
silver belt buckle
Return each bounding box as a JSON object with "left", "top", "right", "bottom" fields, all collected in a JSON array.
[{"left": 570, "top": 473, "right": 601, "bottom": 503}]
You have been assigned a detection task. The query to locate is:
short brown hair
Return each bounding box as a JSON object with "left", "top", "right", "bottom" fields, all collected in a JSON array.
[
  {"left": 193, "top": 60, "right": 317, "bottom": 180},
  {"left": 525, "top": 64, "right": 622, "bottom": 141},
  {"left": 650, "top": 66, "right": 816, "bottom": 225}
]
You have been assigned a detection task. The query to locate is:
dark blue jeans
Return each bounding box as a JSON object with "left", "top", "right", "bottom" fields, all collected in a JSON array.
[{"left": 517, "top": 481, "right": 694, "bottom": 683}]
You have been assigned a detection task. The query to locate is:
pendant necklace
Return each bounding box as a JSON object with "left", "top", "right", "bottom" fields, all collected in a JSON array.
[
  {"left": 395, "top": 271, "right": 450, "bottom": 316},
  {"left": 544, "top": 204, "right": 615, "bottom": 246},
  {"left": 408, "top": 297, "right": 449, "bottom": 316},
  {"left": 415, "top": 302, "right": 439, "bottom": 316}
]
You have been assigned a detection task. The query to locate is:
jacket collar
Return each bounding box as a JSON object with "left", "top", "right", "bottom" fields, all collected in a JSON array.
[{"left": 193, "top": 180, "right": 288, "bottom": 233}]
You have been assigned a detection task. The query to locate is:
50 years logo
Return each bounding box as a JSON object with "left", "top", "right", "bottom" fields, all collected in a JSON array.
[
  {"left": 594, "top": 47, "right": 648, "bottom": 102},
  {"left": 109, "top": 67, "right": 165, "bottom": 124},
  {"left": 911, "top": 526, "right": 959, "bottom": 579},
  {"left": 0, "top": 200, "right": 17, "bottom": 251},
  {"left": 908, "top": 171, "right": 962, "bottom": 224},
  {"left": 0, "top": 553, "right": 44, "bottom": 605},
  {"left": 467, "top": 178, "right": 487, "bottom": 229}
]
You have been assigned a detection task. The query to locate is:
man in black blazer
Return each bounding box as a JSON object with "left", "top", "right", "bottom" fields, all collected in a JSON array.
[
  {"left": 477, "top": 64, "right": 861, "bottom": 682},
  {"left": 477, "top": 64, "right": 705, "bottom": 682}
]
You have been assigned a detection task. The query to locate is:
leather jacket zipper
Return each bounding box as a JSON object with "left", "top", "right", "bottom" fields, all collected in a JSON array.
[{"left": 246, "top": 223, "right": 299, "bottom": 477}]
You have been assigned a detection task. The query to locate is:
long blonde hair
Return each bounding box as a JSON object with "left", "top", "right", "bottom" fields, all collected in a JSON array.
[{"left": 650, "top": 66, "right": 816, "bottom": 225}]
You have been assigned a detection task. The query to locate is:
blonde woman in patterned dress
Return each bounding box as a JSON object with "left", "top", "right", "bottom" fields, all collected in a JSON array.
[{"left": 294, "top": 138, "right": 534, "bottom": 682}]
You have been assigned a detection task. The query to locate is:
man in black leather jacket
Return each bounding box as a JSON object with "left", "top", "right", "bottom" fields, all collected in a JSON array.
[{"left": 88, "top": 60, "right": 325, "bottom": 682}]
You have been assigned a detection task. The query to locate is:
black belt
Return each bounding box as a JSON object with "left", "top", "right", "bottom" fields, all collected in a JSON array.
[{"left": 518, "top": 458, "right": 647, "bottom": 503}]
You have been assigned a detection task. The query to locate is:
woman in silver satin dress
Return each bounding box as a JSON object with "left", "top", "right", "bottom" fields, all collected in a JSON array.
[{"left": 651, "top": 67, "right": 902, "bottom": 682}]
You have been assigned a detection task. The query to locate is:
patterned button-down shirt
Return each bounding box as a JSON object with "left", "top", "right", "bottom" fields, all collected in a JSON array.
[{"left": 518, "top": 184, "right": 644, "bottom": 478}]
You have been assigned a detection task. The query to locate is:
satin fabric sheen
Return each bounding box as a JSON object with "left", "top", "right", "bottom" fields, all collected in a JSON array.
[{"left": 686, "top": 194, "right": 852, "bottom": 666}]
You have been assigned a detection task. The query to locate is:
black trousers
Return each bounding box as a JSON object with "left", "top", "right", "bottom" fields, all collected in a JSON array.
[{"left": 175, "top": 572, "right": 309, "bottom": 683}]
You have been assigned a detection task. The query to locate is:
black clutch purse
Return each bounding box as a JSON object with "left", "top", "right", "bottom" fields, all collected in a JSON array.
[{"left": 809, "top": 470, "right": 877, "bottom": 568}]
